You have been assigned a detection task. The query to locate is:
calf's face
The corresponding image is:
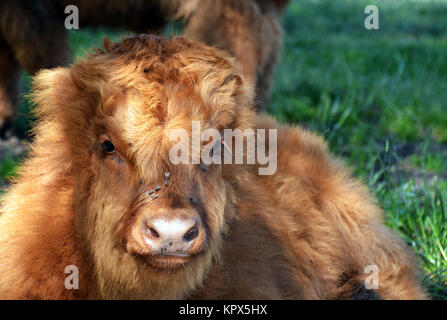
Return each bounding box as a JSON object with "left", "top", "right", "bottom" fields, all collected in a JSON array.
[
  {"left": 90, "top": 92, "right": 239, "bottom": 264},
  {"left": 32, "top": 36, "right": 254, "bottom": 298}
]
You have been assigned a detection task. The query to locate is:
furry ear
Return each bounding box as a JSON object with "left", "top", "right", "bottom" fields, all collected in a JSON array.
[
  {"left": 31, "top": 67, "right": 77, "bottom": 119},
  {"left": 196, "top": 56, "right": 255, "bottom": 131},
  {"left": 30, "top": 67, "right": 96, "bottom": 161},
  {"left": 31, "top": 67, "right": 96, "bottom": 135}
]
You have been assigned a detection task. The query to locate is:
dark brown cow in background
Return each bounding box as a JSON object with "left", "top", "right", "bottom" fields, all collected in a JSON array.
[{"left": 0, "top": 0, "right": 290, "bottom": 135}]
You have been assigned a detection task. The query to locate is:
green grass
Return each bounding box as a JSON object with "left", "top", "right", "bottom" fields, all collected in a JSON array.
[
  {"left": 272, "top": 0, "right": 447, "bottom": 299},
  {"left": 0, "top": 0, "right": 446, "bottom": 299},
  {"left": 0, "top": 157, "right": 18, "bottom": 181}
]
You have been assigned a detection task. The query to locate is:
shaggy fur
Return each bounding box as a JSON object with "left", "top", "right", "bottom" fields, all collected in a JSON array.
[
  {"left": 0, "top": 35, "right": 427, "bottom": 300},
  {"left": 0, "top": 0, "right": 288, "bottom": 133}
]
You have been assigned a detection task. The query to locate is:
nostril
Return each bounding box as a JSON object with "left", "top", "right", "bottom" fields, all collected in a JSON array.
[
  {"left": 183, "top": 225, "right": 199, "bottom": 242},
  {"left": 146, "top": 218, "right": 200, "bottom": 244},
  {"left": 148, "top": 227, "right": 159, "bottom": 238}
]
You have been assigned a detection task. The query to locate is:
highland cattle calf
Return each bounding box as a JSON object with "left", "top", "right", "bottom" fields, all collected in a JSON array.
[{"left": 0, "top": 35, "right": 426, "bottom": 300}]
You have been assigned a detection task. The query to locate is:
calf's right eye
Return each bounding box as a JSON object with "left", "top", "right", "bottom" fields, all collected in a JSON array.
[{"left": 102, "top": 141, "right": 115, "bottom": 154}]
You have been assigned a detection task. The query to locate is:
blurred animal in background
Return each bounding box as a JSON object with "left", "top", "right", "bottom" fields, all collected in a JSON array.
[{"left": 0, "top": 0, "right": 290, "bottom": 136}]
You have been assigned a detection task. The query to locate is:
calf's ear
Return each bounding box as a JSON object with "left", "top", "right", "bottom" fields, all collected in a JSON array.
[
  {"left": 30, "top": 67, "right": 95, "bottom": 155},
  {"left": 31, "top": 67, "right": 78, "bottom": 119}
]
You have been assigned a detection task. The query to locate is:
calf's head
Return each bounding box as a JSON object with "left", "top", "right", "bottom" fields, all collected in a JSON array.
[{"left": 31, "top": 35, "right": 254, "bottom": 298}]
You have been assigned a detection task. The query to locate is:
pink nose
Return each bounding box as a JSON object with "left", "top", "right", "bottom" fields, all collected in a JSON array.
[{"left": 143, "top": 217, "right": 200, "bottom": 255}]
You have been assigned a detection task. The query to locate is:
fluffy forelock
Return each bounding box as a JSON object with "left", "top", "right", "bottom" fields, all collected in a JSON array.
[{"left": 65, "top": 34, "right": 255, "bottom": 173}]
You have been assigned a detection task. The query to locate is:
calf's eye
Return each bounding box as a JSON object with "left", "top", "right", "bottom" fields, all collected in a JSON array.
[{"left": 102, "top": 141, "right": 115, "bottom": 154}]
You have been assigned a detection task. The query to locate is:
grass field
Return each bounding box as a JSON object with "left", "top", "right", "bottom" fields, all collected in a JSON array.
[
  {"left": 272, "top": 0, "right": 447, "bottom": 299},
  {"left": 0, "top": 0, "right": 446, "bottom": 299}
]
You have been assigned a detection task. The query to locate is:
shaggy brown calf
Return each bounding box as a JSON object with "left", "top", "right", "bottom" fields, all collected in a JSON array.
[
  {"left": 0, "top": 35, "right": 426, "bottom": 300},
  {"left": 0, "top": 0, "right": 289, "bottom": 133}
]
